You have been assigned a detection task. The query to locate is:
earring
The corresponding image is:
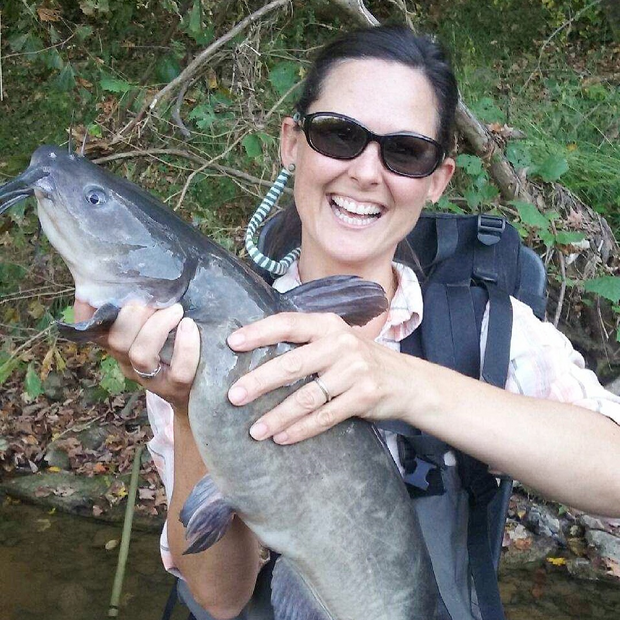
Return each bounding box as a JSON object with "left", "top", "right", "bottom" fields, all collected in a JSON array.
[{"left": 244, "top": 165, "right": 301, "bottom": 276}]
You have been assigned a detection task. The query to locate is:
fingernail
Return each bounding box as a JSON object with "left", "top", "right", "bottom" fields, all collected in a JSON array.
[
  {"left": 249, "top": 422, "right": 268, "bottom": 440},
  {"left": 179, "top": 317, "right": 195, "bottom": 332},
  {"left": 273, "top": 431, "right": 289, "bottom": 444},
  {"left": 227, "top": 332, "right": 245, "bottom": 348},
  {"left": 228, "top": 384, "right": 247, "bottom": 405}
]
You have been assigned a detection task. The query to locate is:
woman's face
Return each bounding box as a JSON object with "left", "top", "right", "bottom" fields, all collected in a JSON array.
[{"left": 281, "top": 59, "right": 455, "bottom": 277}]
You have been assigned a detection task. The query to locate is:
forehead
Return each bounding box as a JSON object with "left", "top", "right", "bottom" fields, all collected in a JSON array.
[{"left": 310, "top": 58, "right": 439, "bottom": 137}]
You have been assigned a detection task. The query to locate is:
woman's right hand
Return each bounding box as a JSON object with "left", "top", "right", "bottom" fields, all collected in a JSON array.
[{"left": 74, "top": 300, "right": 201, "bottom": 415}]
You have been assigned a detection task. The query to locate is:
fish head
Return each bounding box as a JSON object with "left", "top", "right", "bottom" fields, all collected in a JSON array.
[{"left": 0, "top": 145, "right": 195, "bottom": 309}]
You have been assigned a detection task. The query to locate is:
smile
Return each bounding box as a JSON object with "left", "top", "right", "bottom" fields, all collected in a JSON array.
[{"left": 329, "top": 194, "right": 383, "bottom": 227}]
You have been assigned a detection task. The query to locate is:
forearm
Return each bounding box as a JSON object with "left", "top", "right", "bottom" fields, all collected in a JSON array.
[
  {"left": 403, "top": 356, "right": 620, "bottom": 516},
  {"left": 167, "top": 415, "right": 262, "bottom": 619}
]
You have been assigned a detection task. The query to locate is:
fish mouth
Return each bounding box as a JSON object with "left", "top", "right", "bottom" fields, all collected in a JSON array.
[{"left": 0, "top": 166, "right": 51, "bottom": 216}]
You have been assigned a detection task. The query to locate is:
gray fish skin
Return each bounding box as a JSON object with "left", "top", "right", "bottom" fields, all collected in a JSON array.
[{"left": 0, "top": 145, "right": 438, "bottom": 620}]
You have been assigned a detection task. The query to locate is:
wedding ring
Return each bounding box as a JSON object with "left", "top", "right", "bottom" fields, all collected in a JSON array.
[
  {"left": 132, "top": 363, "right": 162, "bottom": 380},
  {"left": 314, "top": 376, "right": 332, "bottom": 403}
]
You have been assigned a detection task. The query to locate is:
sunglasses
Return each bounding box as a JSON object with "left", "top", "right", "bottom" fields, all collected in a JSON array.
[{"left": 294, "top": 112, "right": 445, "bottom": 178}]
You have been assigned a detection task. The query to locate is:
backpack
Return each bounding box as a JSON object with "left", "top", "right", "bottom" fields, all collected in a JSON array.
[{"left": 255, "top": 210, "right": 548, "bottom": 620}]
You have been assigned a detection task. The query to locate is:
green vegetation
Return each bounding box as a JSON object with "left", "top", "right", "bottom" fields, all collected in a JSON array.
[{"left": 1, "top": 0, "right": 618, "bottom": 392}]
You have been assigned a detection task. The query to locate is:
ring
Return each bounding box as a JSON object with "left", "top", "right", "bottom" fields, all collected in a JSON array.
[
  {"left": 132, "top": 363, "right": 162, "bottom": 380},
  {"left": 314, "top": 376, "right": 332, "bottom": 403}
]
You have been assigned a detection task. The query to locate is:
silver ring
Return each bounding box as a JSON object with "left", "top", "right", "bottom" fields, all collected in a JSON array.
[
  {"left": 314, "top": 376, "right": 332, "bottom": 403},
  {"left": 133, "top": 363, "right": 162, "bottom": 380}
]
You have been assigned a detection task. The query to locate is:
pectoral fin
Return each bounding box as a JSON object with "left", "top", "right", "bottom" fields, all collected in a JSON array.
[
  {"left": 280, "top": 275, "right": 387, "bottom": 327},
  {"left": 56, "top": 303, "right": 120, "bottom": 343},
  {"left": 271, "top": 557, "right": 334, "bottom": 620},
  {"left": 180, "top": 474, "right": 234, "bottom": 555}
]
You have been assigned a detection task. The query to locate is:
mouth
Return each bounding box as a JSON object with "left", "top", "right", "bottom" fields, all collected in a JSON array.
[
  {"left": 0, "top": 166, "right": 51, "bottom": 215},
  {"left": 328, "top": 194, "right": 384, "bottom": 227}
]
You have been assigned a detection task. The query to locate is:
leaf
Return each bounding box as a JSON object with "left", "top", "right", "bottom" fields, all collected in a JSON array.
[
  {"left": 188, "top": 0, "right": 202, "bottom": 37},
  {"left": 583, "top": 276, "right": 620, "bottom": 303},
  {"left": 546, "top": 557, "right": 567, "bottom": 567},
  {"left": 155, "top": 56, "right": 181, "bottom": 84},
  {"left": 99, "top": 357, "right": 126, "bottom": 395},
  {"left": 456, "top": 154, "right": 484, "bottom": 176},
  {"left": 533, "top": 154, "right": 569, "bottom": 182},
  {"left": 25, "top": 362, "right": 44, "bottom": 399},
  {"left": 506, "top": 143, "right": 532, "bottom": 170},
  {"left": 554, "top": 231, "right": 586, "bottom": 245},
  {"left": 60, "top": 306, "right": 74, "bottom": 323},
  {"left": 54, "top": 64, "right": 76, "bottom": 92},
  {"left": 242, "top": 135, "right": 262, "bottom": 159},
  {"left": 512, "top": 200, "right": 551, "bottom": 231},
  {"left": 269, "top": 62, "right": 300, "bottom": 96},
  {"left": 100, "top": 76, "right": 132, "bottom": 93}
]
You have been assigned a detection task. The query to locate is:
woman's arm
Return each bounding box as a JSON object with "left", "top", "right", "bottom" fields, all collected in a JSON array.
[{"left": 225, "top": 311, "right": 620, "bottom": 517}]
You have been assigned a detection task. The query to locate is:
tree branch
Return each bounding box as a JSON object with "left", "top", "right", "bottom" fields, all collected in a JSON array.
[{"left": 112, "top": 0, "right": 291, "bottom": 143}]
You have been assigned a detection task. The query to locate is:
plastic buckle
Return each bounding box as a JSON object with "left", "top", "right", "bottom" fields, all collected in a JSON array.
[
  {"left": 404, "top": 457, "right": 437, "bottom": 492},
  {"left": 477, "top": 215, "right": 505, "bottom": 246}
]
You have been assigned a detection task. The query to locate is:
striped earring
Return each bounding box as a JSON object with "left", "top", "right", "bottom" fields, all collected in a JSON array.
[{"left": 244, "top": 163, "right": 301, "bottom": 276}]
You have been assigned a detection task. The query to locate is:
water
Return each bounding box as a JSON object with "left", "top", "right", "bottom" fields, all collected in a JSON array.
[{"left": 1, "top": 499, "right": 619, "bottom": 620}]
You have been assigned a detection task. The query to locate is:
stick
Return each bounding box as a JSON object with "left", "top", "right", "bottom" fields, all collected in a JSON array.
[{"left": 107, "top": 444, "right": 144, "bottom": 618}]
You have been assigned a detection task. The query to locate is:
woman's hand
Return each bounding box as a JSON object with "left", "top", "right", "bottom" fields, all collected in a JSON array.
[
  {"left": 226, "top": 312, "right": 420, "bottom": 444},
  {"left": 74, "top": 299, "right": 201, "bottom": 414}
]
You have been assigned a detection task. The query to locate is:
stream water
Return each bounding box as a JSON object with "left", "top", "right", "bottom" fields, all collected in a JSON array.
[{"left": 1, "top": 499, "right": 619, "bottom": 620}]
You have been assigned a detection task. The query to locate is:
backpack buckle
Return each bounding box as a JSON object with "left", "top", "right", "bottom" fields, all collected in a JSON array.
[{"left": 477, "top": 215, "right": 505, "bottom": 246}]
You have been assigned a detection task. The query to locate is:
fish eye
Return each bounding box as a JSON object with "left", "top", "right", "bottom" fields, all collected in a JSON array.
[{"left": 85, "top": 187, "right": 107, "bottom": 206}]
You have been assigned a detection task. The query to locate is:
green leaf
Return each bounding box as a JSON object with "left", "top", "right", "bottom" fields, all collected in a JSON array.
[
  {"left": 506, "top": 143, "right": 532, "bottom": 170},
  {"left": 155, "top": 56, "right": 182, "bottom": 84},
  {"left": 456, "top": 154, "right": 484, "bottom": 176},
  {"left": 99, "top": 357, "right": 126, "bottom": 395},
  {"left": 100, "top": 76, "right": 133, "bottom": 93},
  {"left": 512, "top": 200, "right": 551, "bottom": 231},
  {"left": 269, "top": 62, "right": 299, "bottom": 96},
  {"left": 533, "top": 154, "right": 569, "bottom": 182},
  {"left": 54, "top": 64, "right": 76, "bottom": 92},
  {"left": 242, "top": 135, "right": 262, "bottom": 159},
  {"left": 583, "top": 276, "right": 620, "bottom": 303},
  {"left": 189, "top": 103, "right": 217, "bottom": 130},
  {"left": 25, "top": 362, "right": 43, "bottom": 399},
  {"left": 0, "top": 355, "right": 21, "bottom": 387},
  {"left": 554, "top": 231, "right": 586, "bottom": 245},
  {"left": 60, "top": 306, "right": 74, "bottom": 323},
  {"left": 471, "top": 96, "right": 504, "bottom": 123},
  {"left": 188, "top": 0, "right": 202, "bottom": 37}
]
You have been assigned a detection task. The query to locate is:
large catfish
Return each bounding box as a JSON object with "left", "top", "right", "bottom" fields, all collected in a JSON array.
[{"left": 0, "top": 146, "right": 438, "bottom": 620}]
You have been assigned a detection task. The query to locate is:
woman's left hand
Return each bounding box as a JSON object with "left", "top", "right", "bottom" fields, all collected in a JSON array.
[{"left": 226, "top": 312, "right": 420, "bottom": 444}]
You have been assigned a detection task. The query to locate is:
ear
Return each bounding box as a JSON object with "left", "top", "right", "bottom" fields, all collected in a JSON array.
[
  {"left": 426, "top": 156, "right": 456, "bottom": 204},
  {"left": 280, "top": 116, "right": 301, "bottom": 169}
]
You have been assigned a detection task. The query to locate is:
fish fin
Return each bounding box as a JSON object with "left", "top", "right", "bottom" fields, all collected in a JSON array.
[
  {"left": 56, "top": 303, "right": 120, "bottom": 343},
  {"left": 271, "top": 557, "right": 334, "bottom": 620},
  {"left": 180, "top": 474, "right": 234, "bottom": 555},
  {"left": 279, "top": 275, "right": 387, "bottom": 327}
]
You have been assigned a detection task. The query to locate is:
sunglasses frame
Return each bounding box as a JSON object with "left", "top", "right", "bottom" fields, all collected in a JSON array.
[{"left": 294, "top": 111, "right": 445, "bottom": 178}]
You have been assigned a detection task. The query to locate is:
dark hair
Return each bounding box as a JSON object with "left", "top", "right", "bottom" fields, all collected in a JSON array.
[{"left": 265, "top": 25, "right": 458, "bottom": 268}]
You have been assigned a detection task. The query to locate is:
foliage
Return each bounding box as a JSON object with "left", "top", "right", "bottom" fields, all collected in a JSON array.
[{"left": 0, "top": 0, "right": 618, "bottom": 399}]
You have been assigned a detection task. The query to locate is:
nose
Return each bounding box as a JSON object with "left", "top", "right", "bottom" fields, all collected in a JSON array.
[{"left": 347, "top": 141, "right": 384, "bottom": 187}]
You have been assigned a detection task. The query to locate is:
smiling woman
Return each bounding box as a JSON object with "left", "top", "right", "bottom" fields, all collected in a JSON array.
[{"left": 75, "top": 24, "right": 620, "bottom": 620}]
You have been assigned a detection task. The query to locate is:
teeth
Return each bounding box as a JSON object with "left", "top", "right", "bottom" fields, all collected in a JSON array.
[
  {"left": 333, "top": 210, "right": 378, "bottom": 226},
  {"left": 332, "top": 195, "right": 382, "bottom": 216}
]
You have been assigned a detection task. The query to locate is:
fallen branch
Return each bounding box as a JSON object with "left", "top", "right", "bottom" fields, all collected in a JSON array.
[{"left": 112, "top": 0, "right": 291, "bottom": 143}]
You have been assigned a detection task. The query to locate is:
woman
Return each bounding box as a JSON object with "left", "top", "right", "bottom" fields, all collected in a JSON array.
[{"left": 76, "top": 25, "right": 620, "bottom": 620}]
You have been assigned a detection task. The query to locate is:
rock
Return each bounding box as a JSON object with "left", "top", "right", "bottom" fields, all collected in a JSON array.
[
  {"left": 500, "top": 533, "right": 557, "bottom": 570},
  {"left": 586, "top": 529, "right": 620, "bottom": 565},
  {"left": 526, "top": 504, "right": 566, "bottom": 545},
  {"left": 43, "top": 444, "right": 71, "bottom": 470},
  {"left": 567, "top": 557, "right": 601, "bottom": 581},
  {"left": 42, "top": 371, "right": 65, "bottom": 401}
]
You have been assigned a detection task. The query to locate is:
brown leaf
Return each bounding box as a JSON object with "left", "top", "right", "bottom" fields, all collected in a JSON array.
[{"left": 37, "top": 8, "right": 61, "bottom": 22}]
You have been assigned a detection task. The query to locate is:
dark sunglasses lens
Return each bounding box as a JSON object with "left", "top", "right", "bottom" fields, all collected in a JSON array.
[
  {"left": 307, "top": 116, "right": 367, "bottom": 159},
  {"left": 383, "top": 136, "right": 441, "bottom": 177}
]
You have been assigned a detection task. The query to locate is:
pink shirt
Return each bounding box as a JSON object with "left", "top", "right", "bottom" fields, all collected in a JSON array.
[{"left": 147, "top": 261, "right": 620, "bottom": 574}]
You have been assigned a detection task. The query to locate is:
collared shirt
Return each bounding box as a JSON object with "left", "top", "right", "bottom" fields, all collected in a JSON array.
[{"left": 147, "top": 261, "right": 620, "bottom": 574}]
